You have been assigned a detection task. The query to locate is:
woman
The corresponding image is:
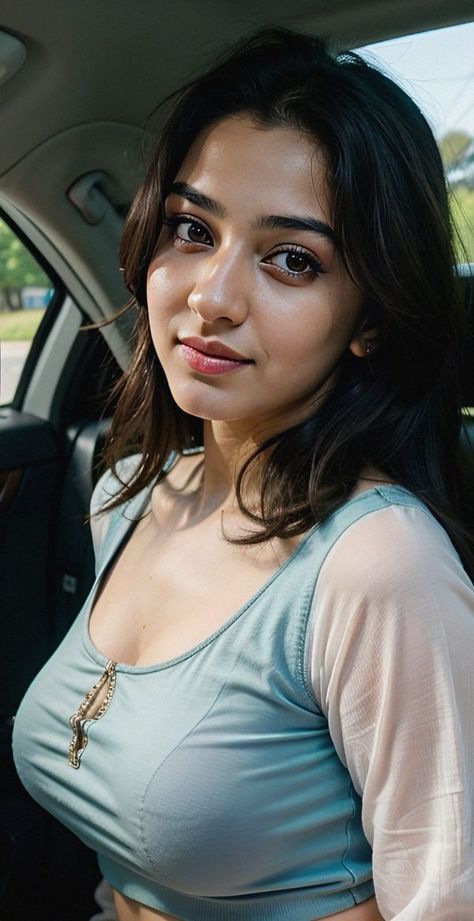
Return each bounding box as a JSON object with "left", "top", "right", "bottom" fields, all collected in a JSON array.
[{"left": 12, "top": 27, "right": 474, "bottom": 921}]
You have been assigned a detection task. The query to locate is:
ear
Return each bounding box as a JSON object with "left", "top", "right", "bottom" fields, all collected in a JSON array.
[{"left": 349, "top": 324, "right": 379, "bottom": 358}]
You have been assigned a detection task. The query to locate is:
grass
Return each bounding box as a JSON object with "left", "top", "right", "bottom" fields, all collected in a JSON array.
[{"left": 0, "top": 308, "right": 45, "bottom": 341}]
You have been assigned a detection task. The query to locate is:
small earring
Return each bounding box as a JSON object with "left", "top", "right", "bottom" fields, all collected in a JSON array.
[{"left": 365, "top": 340, "right": 373, "bottom": 355}]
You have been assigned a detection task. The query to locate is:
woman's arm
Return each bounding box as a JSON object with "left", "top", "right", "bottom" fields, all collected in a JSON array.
[{"left": 308, "top": 504, "right": 474, "bottom": 920}]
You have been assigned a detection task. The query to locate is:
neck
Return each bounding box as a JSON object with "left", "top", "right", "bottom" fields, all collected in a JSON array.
[{"left": 195, "top": 420, "right": 265, "bottom": 515}]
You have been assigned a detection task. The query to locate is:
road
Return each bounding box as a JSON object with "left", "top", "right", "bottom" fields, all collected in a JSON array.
[{"left": 0, "top": 340, "right": 30, "bottom": 404}]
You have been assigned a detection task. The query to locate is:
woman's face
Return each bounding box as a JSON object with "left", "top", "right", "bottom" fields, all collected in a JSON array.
[{"left": 146, "top": 116, "right": 365, "bottom": 438}]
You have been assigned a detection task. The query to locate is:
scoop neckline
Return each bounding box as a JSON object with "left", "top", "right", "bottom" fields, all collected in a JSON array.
[
  {"left": 81, "top": 513, "right": 320, "bottom": 674},
  {"left": 81, "top": 481, "right": 413, "bottom": 675}
]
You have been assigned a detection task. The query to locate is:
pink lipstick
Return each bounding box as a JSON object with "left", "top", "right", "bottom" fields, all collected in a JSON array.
[{"left": 179, "top": 337, "right": 252, "bottom": 375}]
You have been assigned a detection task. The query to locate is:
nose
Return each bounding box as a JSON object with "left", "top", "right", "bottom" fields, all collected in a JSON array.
[{"left": 187, "top": 247, "right": 249, "bottom": 326}]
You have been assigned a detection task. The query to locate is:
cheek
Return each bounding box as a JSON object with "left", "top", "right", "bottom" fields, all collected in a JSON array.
[
  {"left": 147, "top": 263, "right": 179, "bottom": 307},
  {"left": 270, "top": 294, "right": 359, "bottom": 381},
  {"left": 146, "top": 265, "right": 186, "bottom": 347},
  {"left": 265, "top": 301, "right": 337, "bottom": 361}
]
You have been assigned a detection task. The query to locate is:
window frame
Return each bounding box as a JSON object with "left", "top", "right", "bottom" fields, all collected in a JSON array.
[{"left": 0, "top": 207, "right": 65, "bottom": 410}]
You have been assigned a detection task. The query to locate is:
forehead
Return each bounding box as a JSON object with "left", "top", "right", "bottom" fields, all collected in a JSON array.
[{"left": 174, "top": 116, "right": 332, "bottom": 220}]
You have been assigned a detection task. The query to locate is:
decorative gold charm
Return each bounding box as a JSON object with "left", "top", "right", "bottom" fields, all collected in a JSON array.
[{"left": 68, "top": 660, "right": 117, "bottom": 768}]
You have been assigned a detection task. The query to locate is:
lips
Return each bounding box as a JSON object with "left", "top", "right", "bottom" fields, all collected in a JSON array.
[
  {"left": 178, "top": 336, "right": 253, "bottom": 375},
  {"left": 179, "top": 337, "right": 251, "bottom": 362}
]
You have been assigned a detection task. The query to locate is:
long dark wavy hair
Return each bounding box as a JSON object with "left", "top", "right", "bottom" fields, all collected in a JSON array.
[{"left": 102, "top": 27, "right": 473, "bottom": 574}]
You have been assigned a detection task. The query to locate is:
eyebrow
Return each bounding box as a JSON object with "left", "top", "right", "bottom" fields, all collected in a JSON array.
[
  {"left": 169, "top": 182, "right": 224, "bottom": 217},
  {"left": 168, "top": 181, "right": 337, "bottom": 247},
  {"left": 256, "top": 215, "right": 337, "bottom": 247}
]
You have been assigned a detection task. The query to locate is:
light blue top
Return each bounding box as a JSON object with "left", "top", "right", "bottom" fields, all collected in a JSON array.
[{"left": 12, "top": 472, "right": 433, "bottom": 920}]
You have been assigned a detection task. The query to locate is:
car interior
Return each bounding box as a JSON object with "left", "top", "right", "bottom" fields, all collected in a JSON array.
[{"left": 0, "top": 2, "right": 472, "bottom": 919}]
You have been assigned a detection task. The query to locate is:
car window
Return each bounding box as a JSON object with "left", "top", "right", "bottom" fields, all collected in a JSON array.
[
  {"left": 358, "top": 22, "right": 473, "bottom": 262},
  {"left": 0, "top": 216, "right": 55, "bottom": 404}
]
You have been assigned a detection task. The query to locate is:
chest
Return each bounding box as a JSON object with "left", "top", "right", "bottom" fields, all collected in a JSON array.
[
  {"left": 12, "top": 491, "right": 377, "bottom": 908},
  {"left": 14, "top": 583, "right": 350, "bottom": 899},
  {"left": 89, "top": 513, "right": 296, "bottom": 667}
]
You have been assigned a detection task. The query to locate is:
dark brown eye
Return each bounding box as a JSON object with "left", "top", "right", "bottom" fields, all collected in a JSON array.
[
  {"left": 265, "top": 248, "right": 323, "bottom": 279},
  {"left": 285, "top": 252, "right": 309, "bottom": 273},
  {"left": 173, "top": 219, "right": 212, "bottom": 245},
  {"left": 163, "top": 215, "right": 213, "bottom": 247},
  {"left": 186, "top": 221, "right": 210, "bottom": 243}
]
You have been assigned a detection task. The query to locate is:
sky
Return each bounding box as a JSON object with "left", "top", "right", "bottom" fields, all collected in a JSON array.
[{"left": 358, "top": 21, "right": 473, "bottom": 140}]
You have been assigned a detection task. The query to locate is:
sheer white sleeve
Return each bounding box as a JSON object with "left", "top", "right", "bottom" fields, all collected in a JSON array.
[{"left": 307, "top": 504, "right": 474, "bottom": 920}]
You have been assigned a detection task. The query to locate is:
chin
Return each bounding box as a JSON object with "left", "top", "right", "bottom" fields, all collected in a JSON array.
[{"left": 168, "top": 381, "right": 241, "bottom": 423}]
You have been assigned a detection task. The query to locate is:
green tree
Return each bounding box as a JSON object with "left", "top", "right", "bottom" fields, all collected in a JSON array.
[
  {"left": 439, "top": 131, "right": 471, "bottom": 169},
  {"left": 0, "top": 218, "right": 49, "bottom": 310},
  {"left": 450, "top": 185, "right": 474, "bottom": 263}
]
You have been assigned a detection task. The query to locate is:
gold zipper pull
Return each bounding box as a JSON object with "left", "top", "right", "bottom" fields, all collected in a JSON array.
[{"left": 68, "top": 660, "right": 117, "bottom": 768}]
